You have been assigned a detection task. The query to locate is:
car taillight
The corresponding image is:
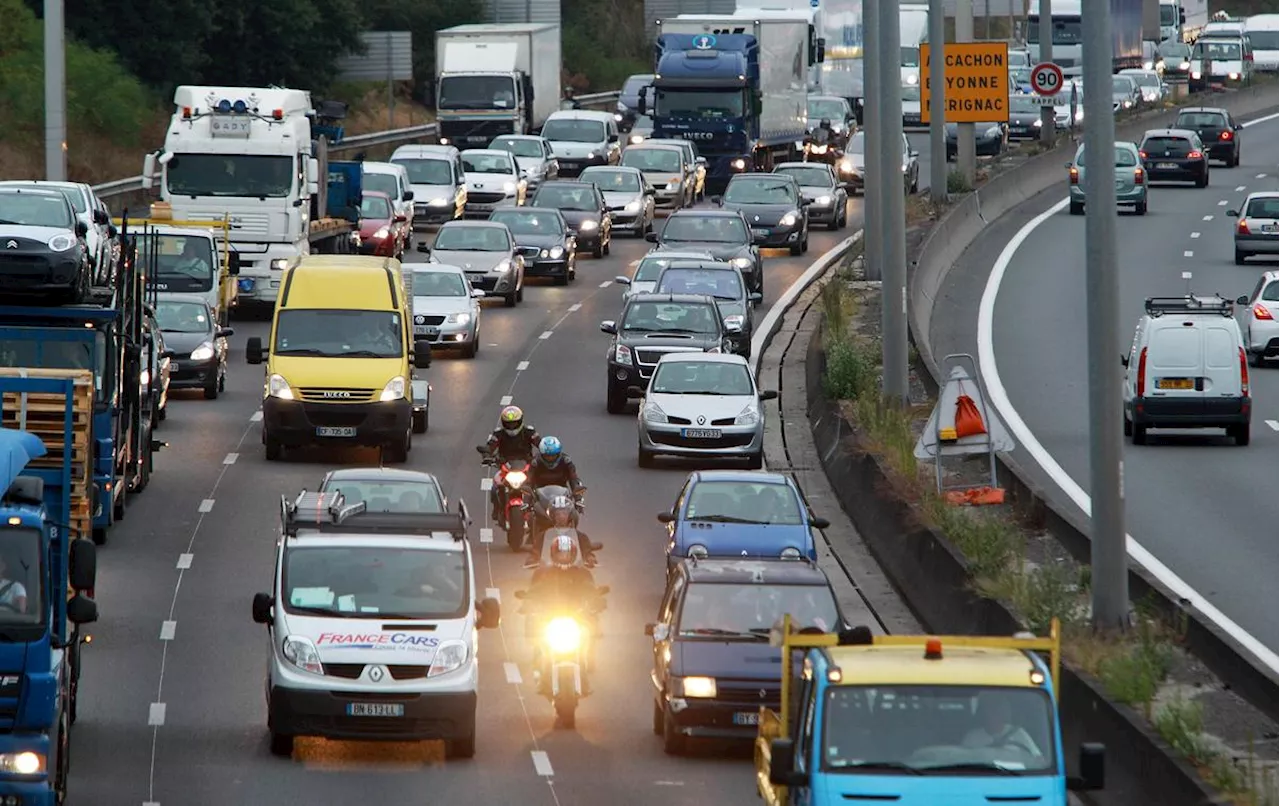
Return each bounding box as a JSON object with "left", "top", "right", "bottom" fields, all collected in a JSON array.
[
  {"left": 1239, "top": 347, "right": 1249, "bottom": 395},
  {"left": 1238, "top": 218, "right": 1250, "bottom": 234},
  {"left": 1134, "top": 168, "right": 1145, "bottom": 184},
  {"left": 1069, "top": 167, "right": 1079, "bottom": 184},
  {"left": 1255, "top": 303, "right": 1274, "bottom": 320},
  {"left": 1138, "top": 150, "right": 1148, "bottom": 159},
  {"left": 1187, "top": 150, "right": 1204, "bottom": 159},
  {"left": 1136, "top": 347, "right": 1148, "bottom": 396},
  {"left": 1220, "top": 130, "right": 1233, "bottom": 140}
]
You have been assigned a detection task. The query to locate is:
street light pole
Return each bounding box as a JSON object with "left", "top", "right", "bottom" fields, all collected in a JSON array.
[
  {"left": 879, "top": 0, "right": 909, "bottom": 404},
  {"left": 1039, "top": 0, "right": 1055, "bottom": 146},
  {"left": 43, "top": 0, "right": 67, "bottom": 181},
  {"left": 928, "top": 0, "right": 947, "bottom": 203},
  {"left": 863, "top": 0, "right": 882, "bottom": 282}
]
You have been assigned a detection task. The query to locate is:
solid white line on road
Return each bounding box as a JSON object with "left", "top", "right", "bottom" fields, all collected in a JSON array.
[
  {"left": 223, "top": 453, "right": 238, "bottom": 464},
  {"left": 1203, "top": 215, "right": 1214, "bottom": 221},
  {"left": 148, "top": 703, "right": 166, "bottom": 726},
  {"left": 539, "top": 331, "right": 553, "bottom": 340},
  {"left": 531, "top": 750, "right": 554, "bottom": 776},
  {"left": 480, "top": 478, "right": 493, "bottom": 492},
  {"left": 504, "top": 662, "right": 522, "bottom": 684},
  {"left": 978, "top": 194, "right": 1280, "bottom": 676},
  {"left": 198, "top": 499, "right": 215, "bottom": 513},
  {"left": 1235, "top": 185, "right": 1247, "bottom": 192},
  {"left": 1184, "top": 250, "right": 1194, "bottom": 257},
  {"left": 249, "top": 410, "right": 263, "bottom": 422},
  {"left": 479, "top": 527, "right": 494, "bottom": 544},
  {"left": 654, "top": 781, "right": 686, "bottom": 786},
  {"left": 176, "top": 554, "right": 193, "bottom": 570},
  {"left": 144, "top": 802, "right": 160, "bottom": 806},
  {"left": 516, "top": 361, "right": 530, "bottom": 371},
  {"left": 599, "top": 281, "right": 611, "bottom": 288},
  {"left": 486, "top": 587, "right": 501, "bottom": 603},
  {"left": 499, "top": 395, "right": 513, "bottom": 406},
  {"left": 1218, "top": 200, "right": 1229, "bottom": 206},
  {"left": 568, "top": 303, "right": 582, "bottom": 312},
  {"left": 1267, "top": 420, "right": 1279, "bottom": 432},
  {"left": 159, "top": 621, "right": 176, "bottom": 641},
  {"left": 1190, "top": 232, "right": 1200, "bottom": 239}
]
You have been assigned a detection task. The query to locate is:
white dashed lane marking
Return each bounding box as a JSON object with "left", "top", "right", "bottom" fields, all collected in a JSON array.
[
  {"left": 504, "top": 662, "right": 522, "bottom": 684},
  {"left": 1184, "top": 250, "right": 1194, "bottom": 257},
  {"left": 1218, "top": 200, "right": 1229, "bottom": 206},
  {"left": 159, "top": 621, "right": 176, "bottom": 641},
  {"left": 598, "top": 280, "right": 611, "bottom": 288},
  {"left": 485, "top": 587, "right": 501, "bottom": 603},
  {"left": 480, "top": 478, "right": 493, "bottom": 492},
  {"left": 568, "top": 303, "right": 582, "bottom": 312},
  {"left": 479, "top": 527, "right": 494, "bottom": 544},
  {"left": 176, "top": 554, "right": 193, "bottom": 570},
  {"left": 516, "top": 360, "right": 530, "bottom": 371},
  {"left": 531, "top": 750, "right": 554, "bottom": 776},
  {"left": 223, "top": 453, "right": 238, "bottom": 464},
  {"left": 148, "top": 703, "right": 166, "bottom": 727},
  {"left": 1267, "top": 420, "right": 1279, "bottom": 432},
  {"left": 198, "top": 499, "right": 215, "bottom": 513},
  {"left": 1258, "top": 173, "right": 1268, "bottom": 179},
  {"left": 249, "top": 410, "right": 263, "bottom": 422},
  {"left": 1235, "top": 185, "right": 1247, "bottom": 192},
  {"left": 1190, "top": 232, "right": 1200, "bottom": 239},
  {"left": 499, "top": 395, "right": 513, "bottom": 406},
  {"left": 1203, "top": 214, "right": 1214, "bottom": 221},
  {"left": 539, "top": 331, "right": 553, "bottom": 340}
]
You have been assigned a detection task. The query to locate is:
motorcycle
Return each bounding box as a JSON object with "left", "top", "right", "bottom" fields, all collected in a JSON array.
[
  {"left": 525, "top": 484, "right": 585, "bottom": 546},
  {"left": 802, "top": 134, "right": 840, "bottom": 166},
  {"left": 477, "top": 446, "right": 532, "bottom": 551}
]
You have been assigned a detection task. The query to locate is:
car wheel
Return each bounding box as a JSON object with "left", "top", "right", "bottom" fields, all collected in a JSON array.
[
  {"left": 1131, "top": 423, "right": 1147, "bottom": 445},
  {"left": 606, "top": 383, "right": 627, "bottom": 414},
  {"left": 462, "top": 336, "right": 478, "bottom": 358},
  {"left": 789, "top": 239, "right": 803, "bottom": 256},
  {"left": 1135, "top": 199, "right": 1147, "bottom": 215},
  {"left": 1229, "top": 423, "right": 1250, "bottom": 446},
  {"left": 603, "top": 235, "right": 611, "bottom": 257},
  {"left": 269, "top": 731, "right": 294, "bottom": 758},
  {"left": 203, "top": 374, "right": 219, "bottom": 400},
  {"left": 1123, "top": 416, "right": 1132, "bottom": 437},
  {"left": 555, "top": 270, "right": 569, "bottom": 286},
  {"left": 652, "top": 699, "right": 664, "bottom": 736},
  {"left": 504, "top": 288, "right": 518, "bottom": 307},
  {"left": 412, "top": 408, "right": 428, "bottom": 433},
  {"left": 638, "top": 444, "right": 655, "bottom": 468},
  {"left": 1196, "top": 170, "right": 1208, "bottom": 188},
  {"left": 592, "top": 241, "right": 604, "bottom": 259},
  {"left": 746, "top": 451, "right": 764, "bottom": 470},
  {"left": 264, "top": 437, "right": 282, "bottom": 461},
  {"left": 1235, "top": 249, "right": 1248, "bottom": 265},
  {"left": 1069, "top": 200, "right": 1084, "bottom": 215}
]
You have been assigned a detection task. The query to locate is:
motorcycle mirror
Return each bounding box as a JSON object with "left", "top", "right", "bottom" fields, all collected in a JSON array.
[
  {"left": 513, "top": 590, "right": 527, "bottom": 599},
  {"left": 475, "top": 445, "right": 487, "bottom": 454},
  {"left": 596, "top": 585, "right": 611, "bottom": 596}
]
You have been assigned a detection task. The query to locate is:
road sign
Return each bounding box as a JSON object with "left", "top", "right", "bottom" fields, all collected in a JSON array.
[
  {"left": 1030, "top": 61, "right": 1064, "bottom": 96},
  {"left": 919, "top": 42, "right": 1010, "bottom": 125}
]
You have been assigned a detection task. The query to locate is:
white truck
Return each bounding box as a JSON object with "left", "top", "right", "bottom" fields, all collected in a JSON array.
[
  {"left": 731, "top": 0, "right": 827, "bottom": 91},
  {"left": 435, "top": 23, "right": 562, "bottom": 148},
  {"left": 140, "top": 86, "right": 355, "bottom": 309},
  {"left": 899, "top": 3, "right": 929, "bottom": 88}
]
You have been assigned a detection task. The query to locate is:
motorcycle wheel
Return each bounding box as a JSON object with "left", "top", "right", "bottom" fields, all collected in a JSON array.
[
  {"left": 554, "top": 667, "right": 578, "bottom": 729},
  {"left": 506, "top": 510, "right": 526, "bottom": 551}
]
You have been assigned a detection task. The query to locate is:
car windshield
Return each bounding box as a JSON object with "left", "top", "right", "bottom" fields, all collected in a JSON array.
[
  {"left": 491, "top": 138, "right": 544, "bottom": 158},
  {"left": 900, "top": 46, "right": 920, "bottom": 67},
  {"left": 1246, "top": 197, "right": 1279, "bottom": 219},
  {"left": 656, "top": 268, "right": 743, "bottom": 300},
  {"left": 1140, "top": 137, "right": 1191, "bottom": 156},
  {"left": 678, "top": 583, "right": 839, "bottom": 636},
  {"left": 823, "top": 685, "right": 1057, "bottom": 775},
  {"left": 437, "top": 74, "right": 517, "bottom": 110},
  {"left": 582, "top": 169, "right": 643, "bottom": 192},
  {"left": 434, "top": 226, "right": 509, "bottom": 251},
  {"left": 1248, "top": 31, "right": 1279, "bottom": 50},
  {"left": 541, "top": 119, "right": 606, "bottom": 143},
  {"left": 661, "top": 215, "right": 748, "bottom": 244},
  {"left": 686, "top": 480, "right": 803, "bottom": 524},
  {"left": 1125, "top": 72, "right": 1161, "bottom": 87},
  {"left": 490, "top": 210, "right": 564, "bottom": 235},
  {"left": 633, "top": 256, "right": 684, "bottom": 282},
  {"left": 165, "top": 153, "right": 293, "bottom": 197},
  {"left": 622, "top": 301, "right": 720, "bottom": 334},
  {"left": 724, "top": 178, "right": 796, "bottom": 204},
  {"left": 1075, "top": 145, "right": 1140, "bottom": 166},
  {"left": 847, "top": 132, "right": 866, "bottom": 154},
  {"left": 0, "top": 528, "right": 45, "bottom": 629},
  {"left": 272, "top": 310, "right": 403, "bottom": 358},
  {"left": 1027, "top": 17, "right": 1083, "bottom": 45},
  {"left": 320, "top": 478, "right": 444, "bottom": 513},
  {"left": 1199, "top": 41, "right": 1243, "bottom": 59},
  {"left": 775, "top": 166, "right": 834, "bottom": 187},
  {"left": 393, "top": 158, "right": 453, "bottom": 186},
  {"left": 621, "top": 148, "right": 683, "bottom": 173},
  {"left": 138, "top": 233, "right": 215, "bottom": 292},
  {"left": 808, "top": 99, "right": 847, "bottom": 120},
  {"left": 633, "top": 114, "right": 654, "bottom": 129},
  {"left": 411, "top": 270, "right": 469, "bottom": 297},
  {"left": 652, "top": 359, "right": 752, "bottom": 394},
  {"left": 654, "top": 88, "right": 745, "bottom": 119},
  {"left": 42, "top": 187, "right": 87, "bottom": 214},
  {"left": 283, "top": 545, "right": 467, "bottom": 620},
  {"left": 363, "top": 173, "right": 400, "bottom": 199},
  {"left": 1112, "top": 77, "right": 1134, "bottom": 93},
  {"left": 1160, "top": 4, "right": 1177, "bottom": 24},
  {"left": 1160, "top": 42, "right": 1190, "bottom": 58},
  {"left": 1009, "top": 67, "right": 1031, "bottom": 85},
  {"left": 1008, "top": 51, "right": 1031, "bottom": 66},
  {"left": 0, "top": 192, "right": 73, "bottom": 228},
  {"left": 1009, "top": 95, "right": 1041, "bottom": 113},
  {"left": 532, "top": 186, "right": 597, "bottom": 211},
  {"left": 1176, "top": 111, "right": 1228, "bottom": 128},
  {"left": 359, "top": 195, "right": 393, "bottom": 220},
  {"left": 154, "top": 301, "right": 211, "bottom": 333},
  {"left": 462, "top": 153, "right": 514, "bottom": 175}
]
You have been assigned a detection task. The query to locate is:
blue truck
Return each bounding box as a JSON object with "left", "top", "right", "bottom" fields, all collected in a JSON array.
[
  {"left": 0, "top": 377, "right": 99, "bottom": 803},
  {"left": 640, "top": 17, "right": 811, "bottom": 193}
]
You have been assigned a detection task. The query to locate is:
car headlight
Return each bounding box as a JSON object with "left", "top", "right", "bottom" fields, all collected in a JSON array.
[
  {"left": 780, "top": 212, "right": 798, "bottom": 227},
  {"left": 1228, "top": 72, "right": 1240, "bottom": 80},
  {"left": 901, "top": 162, "right": 909, "bottom": 173},
  {"left": 429, "top": 197, "right": 450, "bottom": 207},
  {"left": 372, "top": 226, "right": 390, "bottom": 240},
  {"left": 446, "top": 312, "right": 471, "bottom": 325},
  {"left": 270, "top": 258, "right": 288, "bottom": 271},
  {"left": 1191, "top": 70, "right": 1202, "bottom": 79},
  {"left": 545, "top": 617, "right": 582, "bottom": 654},
  {"left": 730, "top": 257, "right": 753, "bottom": 270},
  {"left": 642, "top": 400, "right": 668, "bottom": 423},
  {"left": 734, "top": 404, "right": 759, "bottom": 425},
  {"left": 614, "top": 343, "right": 632, "bottom": 365},
  {"left": 814, "top": 195, "right": 832, "bottom": 205},
  {"left": 841, "top": 160, "right": 856, "bottom": 173},
  {"left": 47, "top": 233, "right": 77, "bottom": 251},
  {"left": 1179, "top": 61, "right": 1190, "bottom": 70},
  {"left": 282, "top": 635, "right": 322, "bottom": 675},
  {"left": 780, "top": 547, "right": 802, "bottom": 560},
  {"left": 505, "top": 469, "right": 527, "bottom": 488},
  {"left": 1123, "top": 100, "right": 1133, "bottom": 108},
  {"left": 495, "top": 259, "right": 513, "bottom": 273},
  {"left": 428, "top": 640, "right": 469, "bottom": 677},
  {"left": 731, "top": 158, "right": 747, "bottom": 170},
  {"left": 613, "top": 113, "right": 624, "bottom": 123},
  {"left": 906, "top": 73, "right": 919, "bottom": 85},
  {"left": 380, "top": 376, "right": 405, "bottom": 402},
  {"left": 1033, "top": 118, "right": 1043, "bottom": 127},
  {"left": 630, "top": 134, "right": 645, "bottom": 144},
  {"left": 267, "top": 373, "right": 293, "bottom": 400},
  {"left": 679, "top": 675, "right": 717, "bottom": 698},
  {"left": 723, "top": 314, "right": 745, "bottom": 331},
  {"left": 140, "top": 368, "right": 150, "bottom": 389},
  {"left": 585, "top": 151, "right": 598, "bottom": 160},
  {"left": 502, "top": 181, "right": 517, "bottom": 195},
  {"left": 0, "top": 751, "right": 45, "bottom": 774},
  {"left": 190, "top": 341, "right": 215, "bottom": 361},
  {"left": 549, "top": 246, "right": 565, "bottom": 258},
  {"left": 1075, "top": 109, "right": 1084, "bottom": 121},
  {"left": 666, "top": 179, "right": 681, "bottom": 189},
  {"left": 624, "top": 200, "right": 640, "bottom": 213},
  {"left": 580, "top": 219, "right": 598, "bottom": 231},
  {"left": 986, "top": 125, "right": 1002, "bottom": 138},
  {"left": 687, "top": 544, "right": 709, "bottom": 560}
]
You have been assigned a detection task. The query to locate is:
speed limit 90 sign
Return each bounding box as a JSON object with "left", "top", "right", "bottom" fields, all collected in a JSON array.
[{"left": 1031, "top": 62, "right": 1064, "bottom": 96}]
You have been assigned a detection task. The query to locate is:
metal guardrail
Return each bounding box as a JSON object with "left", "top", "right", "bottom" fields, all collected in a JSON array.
[{"left": 92, "top": 90, "right": 622, "bottom": 200}]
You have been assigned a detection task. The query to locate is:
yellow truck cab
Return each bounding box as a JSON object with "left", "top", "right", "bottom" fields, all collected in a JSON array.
[
  {"left": 756, "top": 618, "right": 1105, "bottom": 806},
  {"left": 245, "top": 255, "right": 431, "bottom": 462}
]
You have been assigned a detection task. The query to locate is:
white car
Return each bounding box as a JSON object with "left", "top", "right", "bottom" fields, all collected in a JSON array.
[
  {"left": 1228, "top": 191, "right": 1279, "bottom": 265},
  {"left": 614, "top": 250, "right": 715, "bottom": 299},
  {"left": 1236, "top": 271, "right": 1278, "bottom": 366},
  {"left": 408, "top": 263, "right": 484, "bottom": 359},
  {"left": 458, "top": 149, "right": 526, "bottom": 218},
  {"left": 488, "top": 135, "right": 559, "bottom": 190}
]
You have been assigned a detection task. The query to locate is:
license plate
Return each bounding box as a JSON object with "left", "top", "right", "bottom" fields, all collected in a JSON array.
[
  {"left": 316, "top": 426, "right": 357, "bottom": 437},
  {"left": 346, "top": 702, "right": 404, "bottom": 717},
  {"left": 467, "top": 274, "right": 486, "bottom": 283},
  {"left": 414, "top": 325, "right": 439, "bottom": 337},
  {"left": 751, "top": 228, "right": 769, "bottom": 238},
  {"left": 681, "top": 428, "right": 722, "bottom": 439},
  {"left": 1157, "top": 162, "right": 1178, "bottom": 169},
  {"left": 733, "top": 711, "right": 759, "bottom": 726},
  {"left": 169, "top": 362, "right": 179, "bottom": 372},
  {"left": 1156, "top": 378, "right": 1193, "bottom": 390},
  {"left": 1262, "top": 224, "right": 1278, "bottom": 233}
]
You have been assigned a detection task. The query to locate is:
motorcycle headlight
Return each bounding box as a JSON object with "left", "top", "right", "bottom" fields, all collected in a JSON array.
[
  {"left": 1123, "top": 100, "right": 1133, "bottom": 108},
  {"left": 1143, "top": 61, "right": 1154, "bottom": 70},
  {"left": 447, "top": 312, "right": 471, "bottom": 325},
  {"left": 428, "top": 640, "right": 469, "bottom": 677},
  {"left": 140, "top": 368, "right": 150, "bottom": 389},
  {"left": 282, "top": 635, "right": 322, "bottom": 675},
  {"left": 901, "top": 163, "right": 909, "bottom": 173},
  {"left": 1191, "top": 70, "right": 1202, "bottom": 79},
  {"left": 1179, "top": 61, "right": 1190, "bottom": 70},
  {"left": 730, "top": 257, "right": 753, "bottom": 270},
  {"left": 840, "top": 159, "right": 855, "bottom": 173},
  {"left": 723, "top": 314, "right": 745, "bottom": 331},
  {"left": 429, "top": 197, "right": 450, "bottom": 207},
  {"left": 1228, "top": 72, "right": 1240, "bottom": 80},
  {"left": 267, "top": 373, "right": 293, "bottom": 400},
  {"left": 549, "top": 246, "right": 565, "bottom": 258},
  {"left": 580, "top": 219, "right": 598, "bottom": 231},
  {"left": 810, "top": 144, "right": 828, "bottom": 154},
  {"left": 0, "top": 751, "right": 45, "bottom": 774},
  {"left": 503, "top": 181, "right": 517, "bottom": 194},
  {"left": 190, "top": 341, "right": 215, "bottom": 361},
  {"left": 379, "top": 376, "right": 406, "bottom": 402},
  {"left": 678, "top": 675, "right": 717, "bottom": 698},
  {"left": 687, "top": 544, "right": 709, "bottom": 560},
  {"left": 814, "top": 195, "right": 832, "bottom": 205},
  {"left": 642, "top": 400, "right": 668, "bottom": 423},
  {"left": 614, "top": 343, "right": 632, "bottom": 365},
  {"left": 47, "top": 233, "right": 76, "bottom": 251},
  {"left": 734, "top": 404, "right": 759, "bottom": 426},
  {"left": 780, "top": 212, "right": 798, "bottom": 227},
  {"left": 780, "top": 547, "right": 802, "bottom": 560},
  {"left": 506, "top": 469, "right": 527, "bottom": 488},
  {"left": 624, "top": 200, "right": 640, "bottom": 213},
  {"left": 545, "top": 617, "right": 582, "bottom": 654}
]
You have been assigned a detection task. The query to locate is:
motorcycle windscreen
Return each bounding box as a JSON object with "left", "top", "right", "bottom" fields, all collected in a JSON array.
[{"left": 539, "top": 527, "right": 589, "bottom": 567}]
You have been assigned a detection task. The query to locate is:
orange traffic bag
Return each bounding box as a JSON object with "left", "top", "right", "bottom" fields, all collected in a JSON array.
[{"left": 953, "top": 381, "right": 987, "bottom": 439}]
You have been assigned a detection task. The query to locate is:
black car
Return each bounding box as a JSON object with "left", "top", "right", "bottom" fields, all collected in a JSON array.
[
  {"left": 652, "top": 261, "right": 759, "bottom": 358},
  {"left": 615, "top": 73, "right": 655, "bottom": 131},
  {"left": 646, "top": 210, "right": 763, "bottom": 297},
  {"left": 1158, "top": 41, "right": 1194, "bottom": 83},
  {"left": 488, "top": 207, "right": 577, "bottom": 285},
  {"left": 1007, "top": 94, "right": 1046, "bottom": 140},
  {"left": 528, "top": 181, "right": 612, "bottom": 258},
  {"left": 600, "top": 293, "right": 730, "bottom": 414},
  {"left": 1139, "top": 129, "right": 1210, "bottom": 187},
  {"left": 946, "top": 121, "right": 1008, "bottom": 159},
  {"left": 714, "top": 173, "right": 810, "bottom": 257},
  {"left": 1173, "top": 107, "right": 1243, "bottom": 166},
  {"left": 645, "top": 558, "right": 845, "bottom": 755},
  {"left": 154, "top": 296, "right": 232, "bottom": 398},
  {"left": 0, "top": 187, "right": 93, "bottom": 304}
]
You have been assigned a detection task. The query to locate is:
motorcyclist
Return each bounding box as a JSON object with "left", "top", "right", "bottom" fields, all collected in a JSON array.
[
  {"left": 560, "top": 87, "right": 581, "bottom": 110},
  {"left": 525, "top": 534, "right": 606, "bottom": 694},
  {"left": 529, "top": 436, "right": 584, "bottom": 497},
  {"left": 525, "top": 493, "right": 597, "bottom": 568},
  {"left": 480, "top": 405, "right": 540, "bottom": 522}
]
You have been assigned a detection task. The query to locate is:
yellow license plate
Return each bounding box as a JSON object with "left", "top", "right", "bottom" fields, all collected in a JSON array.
[{"left": 1157, "top": 378, "right": 1193, "bottom": 390}]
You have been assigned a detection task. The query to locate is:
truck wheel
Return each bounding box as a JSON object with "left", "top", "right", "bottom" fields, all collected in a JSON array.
[
  {"left": 269, "top": 731, "right": 294, "bottom": 758},
  {"left": 413, "top": 409, "right": 428, "bottom": 433},
  {"left": 504, "top": 288, "right": 518, "bottom": 307},
  {"left": 204, "top": 375, "right": 219, "bottom": 400},
  {"left": 383, "top": 434, "right": 410, "bottom": 464},
  {"left": 53, "top": 713, "right": 69, "bottom": 804},
  {"left": 113, "top": 487, "right": 126, "bottom": 522},
  {"left": 92, "top": 528, "right": 107, "bottom": 546}
]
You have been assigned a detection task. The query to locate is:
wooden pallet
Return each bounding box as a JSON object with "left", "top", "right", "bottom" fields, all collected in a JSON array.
[{"left": 0, "top": 367, "right": 95, "bottom": 492}]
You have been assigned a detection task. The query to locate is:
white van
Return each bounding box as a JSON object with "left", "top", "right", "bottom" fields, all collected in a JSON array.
[
  {"left": 1244, "top": 14, "right": 1279, "bottom": 71},
  {"left": 250, "top": 489, "right": 500, "bottom": 759},
  {"left": 1122, "top": 295, "right": 1252, "bottom": 446},
  {"left": 391, "top": 144, "right": 467, "bottom": 227},
  {"left": 540, "top": 110, "right": 620, "bottom": 177}
]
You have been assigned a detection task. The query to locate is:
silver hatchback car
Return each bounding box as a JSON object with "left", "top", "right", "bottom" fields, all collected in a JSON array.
[
  {"left": 1068, "top": 141, "right": 1148, "bottom": 216},
  {"left": 1228, "top": 191, "right": 1279, "bottom": 265}
]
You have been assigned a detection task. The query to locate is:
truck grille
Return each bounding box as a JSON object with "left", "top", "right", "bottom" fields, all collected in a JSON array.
[
  {"left": 439, "top": 118, "right": 514, "bottom": 144},
  {"left": 296, "top": 387, "right": 377, "bottom": 403},
  {"left": 188, "top": 211, "right": 272, "bottom": 237},
  {"left": 413, "top": 314, "right": 446, "bottom": 326},
  {"left": 468, "top": 192, "right": 506, "bottom": 205}
]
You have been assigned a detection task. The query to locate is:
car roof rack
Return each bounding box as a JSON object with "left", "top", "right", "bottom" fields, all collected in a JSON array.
[
  {"left": 280, "top": 490, "right": 467, "bottom": 540},
  {"left": 1144, "top": 294, "right": 1234, "bottom": 317}
]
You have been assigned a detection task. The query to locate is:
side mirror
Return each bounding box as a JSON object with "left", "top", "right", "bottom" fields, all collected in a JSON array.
[
  {"left": 648, "top": 623, "right": 670, "bottom": 640},
  {"left": 810, "top": 516, "right": 831, "bottom": 529},
  {"left": 696, "top": 156, "right": 707, "bottom": 165},
  {"left": 725, "top": 320, "right": 743, "bottom": 334},
  {"left": 161, "top": 349, "right": 177, "bottom": 360},
  {"left": 626, "top": 385, "right": 646, "bottom": 397},
  {"left": 1226, "top": 209, "right": 1239, "bottom": 217},
  {"left": 644, "top": 188, "right": 656, "bottom": 197},
  {"left": 417, "top": 242, "right": 431, "bottom": 254},
  {"left": 69, "top": 539, "right": 96, "bottom": 591},
  {"left": 657, "top": 511, "right": 675, "bottom": 524},
  {"left": 1064, "top": 162, "right": 1073, "bottom": 169},
  {"left": 910, "top": 149, "right": 919, "bottom": 158},
  {"left": 142, "top": 152, "right": 157, "bottom": 188},
  {"left": 759, "top": 389, "right": 779, "bottom": 401},
  {"left": 458, "top": 499, "right": 471, "bottom": 525},
  {"left": 394, "top": 214, "right": 408, "bottom": 223},
  {"left": 227, "top": 251, "right": 241, "bottom": 275},
  {"left": 217, "top": 327, "right": 235, "bottom": 338},
  {"left": 404, "top": 190, "right": 415, "bottom": 201},
  {"left": 107, "top": 224, "right": 117, "bottom": 239},
  {"left": 615, "top": 275, "right": 631, "bottom": 285},
  {"left": 1234, "top": 123, "right": 1243, "bottom": 131},
  {"left": 472, "top": 287, "right": 486, "bottom": 298},
  {"left": 74, "top": 221, "right": 89, "bottom": 238},
  {"left": 710, "top": 196, "right": 722, "bottom": 205},
  {"left": 1120, "top": 354, "right": 1129, "bottom": 367},
  {"left": 477, "top": 596, "right": 501, "bottom": 629},
  {"left": 749, "top": 292, "right": 763, "bottom": 303},
  {"left": 768, "top": 738, "right": 806, "bottom": 786},
  {"left": 1236, "top": 295, "right": 1249, "bottom": 305},
  {"left": 251, "top": 592, "right": 274, "bottom": 625},
  {"left": 66, "top": 594, "right": 97, "bottom": 625},
  {"left": 1068, "top": 743, "right": 1106, "bottom": 791},
  {"left": 414, "top": 340, "right": 433, "bottom": 369},
  {"left": 92, "top": 209, "right": 109, "bottom": 225},
  {"left": 599, "top": 320, "right": 617, "bottom": 335},
  {"left": 245, "top": 336, "right": 265, "bottom": 365},
  {"left": 644, "top": 231, "right": 659, "bottom": 243}
]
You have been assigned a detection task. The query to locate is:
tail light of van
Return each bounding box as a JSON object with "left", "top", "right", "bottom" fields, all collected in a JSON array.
[
  {"left": 1187, "top": 150, "right": 1204, "bottom": 160},
  {"left": 1255, "top": 303, "right": 1274, "bottom": 320},
  {"left": 1134, "top": 168, "right": 1145, "bottom": 184},
  {"left": 1220, "top": 129, "right": 1234, "bottom": 141},
  {"left": 1136, "top": 347, "right": 1148, "bottom": 396},
  {"left": 1068, "top": 167, "right": 1079, "bottom": 184},
  {"left": 1239, "top": 347, "right": 1250, "bottom": 396}
]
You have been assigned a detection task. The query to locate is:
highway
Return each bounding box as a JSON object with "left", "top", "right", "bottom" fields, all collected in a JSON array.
[
  {"left": 68, "top": 138, "right": 931, "bottom": 804},
  {"left": 968, "top": 115, "right": 1277, "bottom": 658}
]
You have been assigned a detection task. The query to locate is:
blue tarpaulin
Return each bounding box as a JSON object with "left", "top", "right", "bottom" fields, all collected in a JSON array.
[{"left": 0, "top": 430, "right": 47, "bottom": 494}]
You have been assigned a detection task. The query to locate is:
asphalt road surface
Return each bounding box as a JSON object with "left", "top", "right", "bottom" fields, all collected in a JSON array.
[
  {"left": 984, "top": 115, "right": 1279, "bottom": 654},
  {"left": 68, "top": 137, "right": 933, "bottom": 806}
]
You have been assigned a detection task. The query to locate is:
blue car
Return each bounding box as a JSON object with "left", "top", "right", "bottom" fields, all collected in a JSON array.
[{"left": 657, "top": 470, "right": 829, "bottom": 570}]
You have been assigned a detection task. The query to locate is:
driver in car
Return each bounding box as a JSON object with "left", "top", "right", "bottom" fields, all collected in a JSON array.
[
  {"left": 961, "top": 692, "right": 1042, "bottom": 757},
  {"left": 0, "top": 553, "right": 26, "bottom": 614}
]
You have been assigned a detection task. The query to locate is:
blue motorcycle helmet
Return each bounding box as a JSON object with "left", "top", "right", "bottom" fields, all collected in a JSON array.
[{"left": 538, "top": 436, "right": 562, "bottom": 466}]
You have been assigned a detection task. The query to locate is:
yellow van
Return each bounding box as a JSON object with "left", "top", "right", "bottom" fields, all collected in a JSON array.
[{"left": 245, "top": 255, "right": 431, "bottom": 462}]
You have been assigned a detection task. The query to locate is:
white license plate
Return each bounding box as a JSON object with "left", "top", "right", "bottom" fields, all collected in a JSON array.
[
  {"left": 346, "top": 702, "right": 404, "bottom": 717},
  {"left": 1261, "top": 224, "right": 1278, "bottom": 233},
  {"left": 169, "top": 362, "right": 179, "bottom": 372},
  {"left": 751, "top": 228, "right": 769, "bottom": 238},
  {"left": 1156, "top": 162, "right": 1178, "bottom": 169},
  {"left": 414, "top": 326, "right": 439, "bottom": 337},
  {"left": 733, "top": 711, "right": 759, "bottom": 726},
  {"left": 681, "top": 428, "right": 722, "bottom": 439},
  {"left": 316, "top": 426, "right": 356, "bottom": 438}
]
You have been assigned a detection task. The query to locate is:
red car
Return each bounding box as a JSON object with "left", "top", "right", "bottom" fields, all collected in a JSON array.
[{"left": 357, "top": 190, "right": 408, "bottom": 258}]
